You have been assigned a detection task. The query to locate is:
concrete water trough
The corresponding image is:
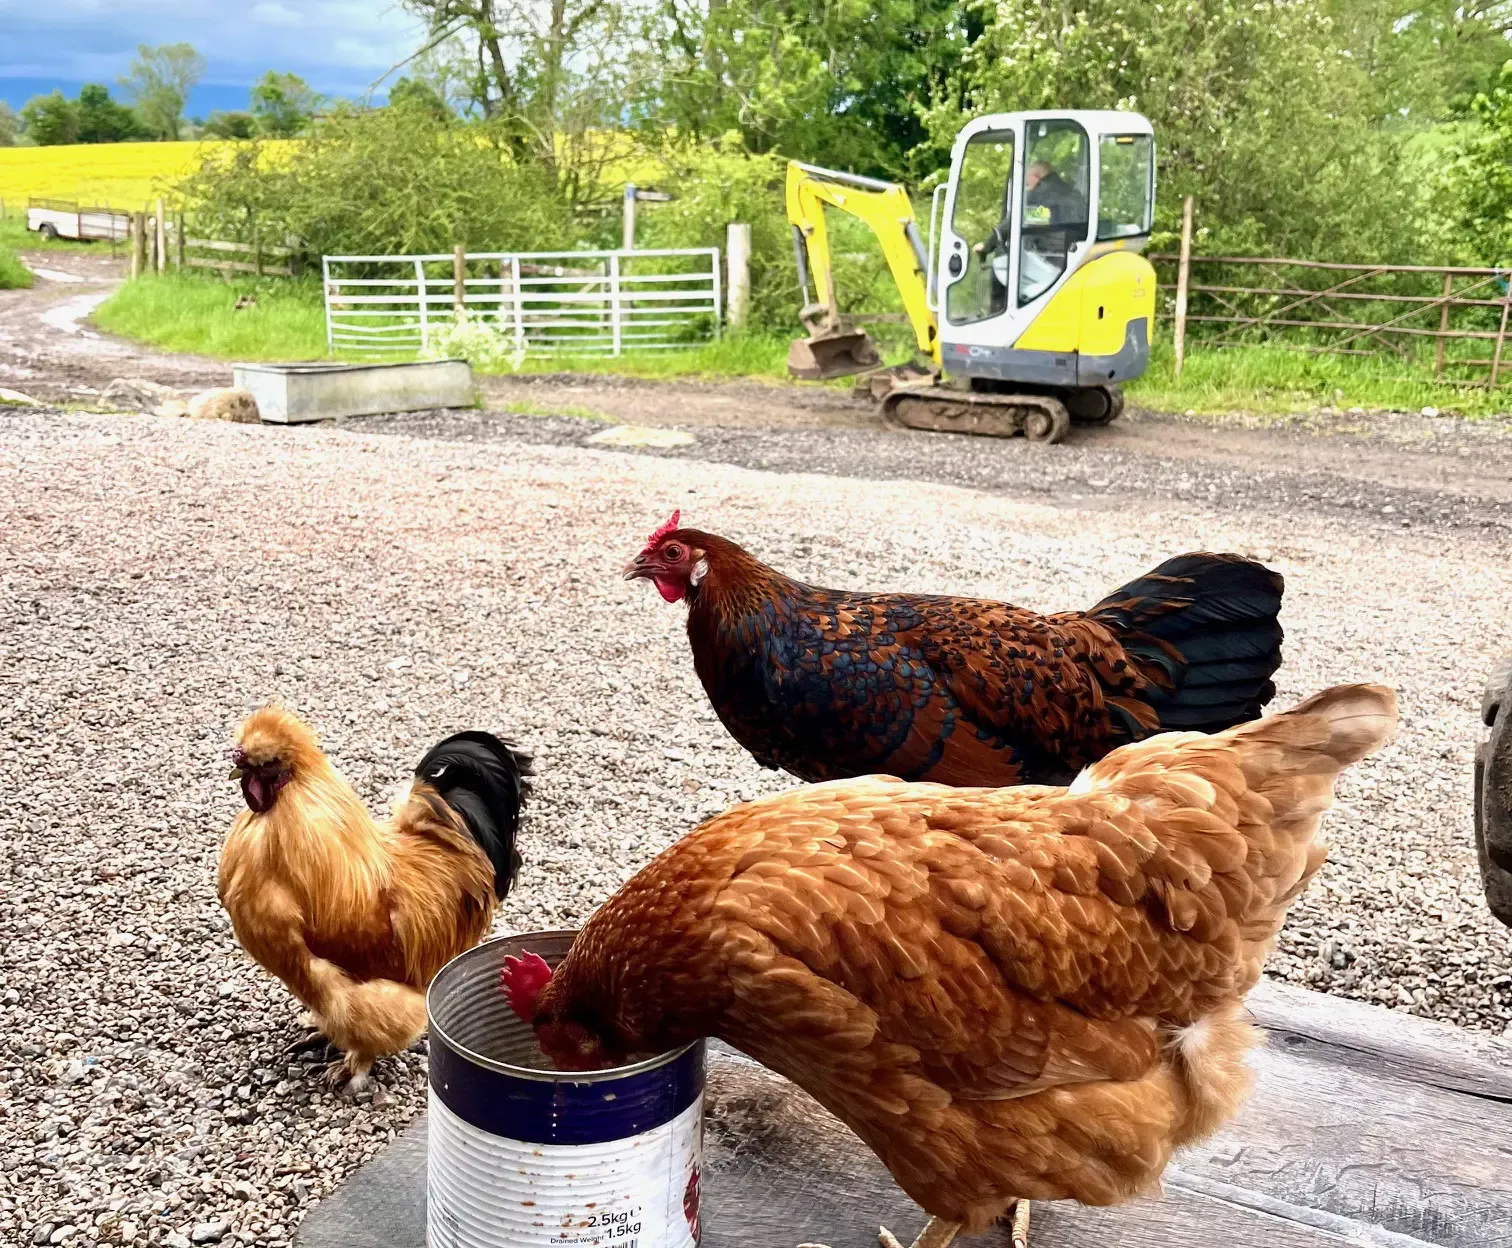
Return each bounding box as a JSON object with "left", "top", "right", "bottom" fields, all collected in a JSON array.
[{"left": 231, "top": 360, "right": 475, "bottom": 424}]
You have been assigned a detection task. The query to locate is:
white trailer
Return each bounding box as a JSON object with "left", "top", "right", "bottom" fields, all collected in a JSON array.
[{"left": 26, "top": 198, "right": 131, "bottom": 243}]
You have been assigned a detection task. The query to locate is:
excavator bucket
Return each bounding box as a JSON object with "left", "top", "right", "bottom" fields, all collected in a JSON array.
[{"left": 787, "top": 327, "right": 882, "bottom": 380}]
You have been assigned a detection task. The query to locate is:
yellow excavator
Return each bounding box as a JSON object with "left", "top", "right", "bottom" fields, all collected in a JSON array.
[{"left": 787, "top": 111, "right": 1158, "bottom": 443}]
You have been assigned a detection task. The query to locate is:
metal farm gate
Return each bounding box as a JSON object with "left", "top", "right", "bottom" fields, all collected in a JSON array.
[{"left": 322, "top": 248, "right": 721, "bottom": 357}]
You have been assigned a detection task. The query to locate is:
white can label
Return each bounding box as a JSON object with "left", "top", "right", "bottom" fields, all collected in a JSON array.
[{"left": 427, "top": 1088, "right": 703, "bottom": 1248}]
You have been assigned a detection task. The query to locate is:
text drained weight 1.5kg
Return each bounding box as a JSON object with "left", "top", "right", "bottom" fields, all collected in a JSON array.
[{"left": 426, "top": 930, "right": 705, "bottom": 1248}]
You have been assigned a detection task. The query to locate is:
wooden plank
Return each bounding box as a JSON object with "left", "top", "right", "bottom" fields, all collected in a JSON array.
[
  {"left": 1247, "top": 979, "right": 1512, "bottom": 1101},
  {"left": 296, "top": 981, "right": 1512, "bottom": 1248},
  {"left": 183, "top": 256, "right": 293, "bottom": 277},
  {"left": 296, "top": 1054, "right": 1375, "bottom": 1248},
  {"left": 1180, "top": 1032, "right": 1512, "bottom": 1244},
  {"left": 1149, "top": 255, "right": 1504, "bottom": 277},
  {"left": 1173, "top": 195, "right": 1194, "bottom": 377},
  {"left": 184, "top": 237, "right": 295, "bottom": 257}
]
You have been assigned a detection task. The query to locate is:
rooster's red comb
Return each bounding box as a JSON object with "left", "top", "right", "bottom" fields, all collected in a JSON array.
[
  {"left": 499, "top": 950, "right": 554, "bottom": 1022},
  {"left": 641, "top": 510, "right": 681, "bottom": 552}
]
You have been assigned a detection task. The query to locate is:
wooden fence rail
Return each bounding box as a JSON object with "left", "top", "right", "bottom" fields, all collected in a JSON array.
[{"left": 1156, "top": 202, "right": 1510, "bottom": 386}]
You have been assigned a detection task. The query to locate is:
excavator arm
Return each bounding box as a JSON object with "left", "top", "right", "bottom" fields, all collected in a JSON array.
[{"left": 785, "top": 160, "right": 941, "bottom": 378}]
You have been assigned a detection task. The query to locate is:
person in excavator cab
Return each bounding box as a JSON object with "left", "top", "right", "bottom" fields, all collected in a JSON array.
[{"left": 976, "top": 159, "right": 1090, "bottom": 303}]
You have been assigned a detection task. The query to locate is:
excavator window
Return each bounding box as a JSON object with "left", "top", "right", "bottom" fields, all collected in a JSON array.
[
  {"left": 945, "top": 130, "right": 1015, "bottom": 326},
  {"left": 1019, "top": 120, "right": 1090, "bottom": 306},
  {"left": 1098, "top": 134, "right": 1155, "bottom": 240}
]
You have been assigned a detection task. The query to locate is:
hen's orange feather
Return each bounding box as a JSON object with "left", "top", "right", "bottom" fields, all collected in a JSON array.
[{"left": 537, "top": 685, "right": 1396, "bottom": 1230}]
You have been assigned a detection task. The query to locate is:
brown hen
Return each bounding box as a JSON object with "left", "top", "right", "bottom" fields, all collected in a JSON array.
[{"left": 504, "top": 684, "right": 1395, "bottom": 1248}]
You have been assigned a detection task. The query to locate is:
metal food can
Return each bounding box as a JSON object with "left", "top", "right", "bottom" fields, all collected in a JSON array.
[{"left": 426, "top": 930, "right": 705, "bottom": 1248}]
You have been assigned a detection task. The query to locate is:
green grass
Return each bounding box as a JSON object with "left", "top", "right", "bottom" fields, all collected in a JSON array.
[
  {"left": 494, "top": 333, "right": 795, "bottom": 381},
  {"left": 1128, "top": 340, "right": 1512, "bottom": 421},
  {"left": 0, "top": 244, "right": 33, "bottom": 290},
  {"left": 495, "top": 398, "right": 614, "bottom": 421},
  {"left": 94, "top": 271, "right": 329, "bottom": 360}
]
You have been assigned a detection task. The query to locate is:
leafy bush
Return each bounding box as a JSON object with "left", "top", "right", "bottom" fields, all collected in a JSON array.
[
  {"left": 176, "top": 105, "right": 569, "bottom": 260},
  {"left": 1434, "top": 63, "right": 1512, "bottom": 265},
  {"left": 634, "top": 136, "right": 911, "bottom": 335},
  {"left": 421, "top": 310, "right": 525, "bottom": 371}
]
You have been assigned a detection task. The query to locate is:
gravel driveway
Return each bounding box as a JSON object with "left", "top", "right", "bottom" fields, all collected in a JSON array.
[{"left": 1, "top": 404, "right": 1509, "bottom": 1248}]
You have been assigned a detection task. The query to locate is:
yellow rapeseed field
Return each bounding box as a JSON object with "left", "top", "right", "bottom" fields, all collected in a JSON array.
[{"left": 0, "top": 141, "right": 295, "bottom": 211}]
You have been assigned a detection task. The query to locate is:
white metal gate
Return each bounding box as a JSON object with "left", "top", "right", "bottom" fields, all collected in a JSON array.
[{"left": 322, "top": 248, "right": 721, "bottom": 356}]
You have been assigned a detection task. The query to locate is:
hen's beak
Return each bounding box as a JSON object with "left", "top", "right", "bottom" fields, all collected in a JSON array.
[
  {"left": 624, "top": 556, "right": 654, "bottom": 581},
  {"left": 228, "top": 766, "right": 245, "bottom": 780}
]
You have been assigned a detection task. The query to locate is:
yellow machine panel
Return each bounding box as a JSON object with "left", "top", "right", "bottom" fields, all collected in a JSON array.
[{"left": 1013, "top": 251, "right": 1156, "bottom": 356}]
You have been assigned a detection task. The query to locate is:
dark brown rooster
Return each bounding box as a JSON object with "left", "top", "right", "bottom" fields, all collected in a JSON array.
[{"left": 627, "top": 513, "right": 1284, "bottom": 786}]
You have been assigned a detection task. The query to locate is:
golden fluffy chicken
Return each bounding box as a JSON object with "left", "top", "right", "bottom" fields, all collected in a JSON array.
[
  {"left": 220, "top": 707, "right": 530, "bottom": 1090},
  {"left": 503, "top": 684, "right": 1395, "bottom": 1248}
]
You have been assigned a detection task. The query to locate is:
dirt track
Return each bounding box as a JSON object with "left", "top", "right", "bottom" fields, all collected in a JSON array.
[{"left": 0, "top": 250, "right": 223, "bottom": 402}]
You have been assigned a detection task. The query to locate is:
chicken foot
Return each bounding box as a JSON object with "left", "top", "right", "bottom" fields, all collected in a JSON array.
[
  {"left": 876, "top": 1202, "right": 1030, "bottom": 1248},
  {"left": 878, "top": 1217, "right": 961, "bottom": 1248}
]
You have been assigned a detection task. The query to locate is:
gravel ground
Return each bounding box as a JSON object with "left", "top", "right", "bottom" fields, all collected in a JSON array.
[
  {"left": 346, "top": 407, "right": 1512, "bottom": 536},
  {"left": 1, "top": 405, "right": 1510, "bottom": 1247}
]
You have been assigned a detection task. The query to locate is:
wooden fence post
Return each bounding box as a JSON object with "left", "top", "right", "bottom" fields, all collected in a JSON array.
[
  {"left": 155, "top": 198, "right": 166, "bottom": 274},
  {"left": 1492, "top": 281, "right": 1511, "bottom": 387},
  {"left": 1434, "top": 271, "right": 1452, "bottom": 376},
  {"left": 132, "top": 212, "right": 147, "bottom": 279},
  {"left": 727, "top": 223, "right": 751, "bottom": 331},
  {"left": 176, "top": 212, "right": 186, "bottom": 269},
  {"left": 253, "top": 228, "right": 263, "bottom": 278},
  {"left": 453, "top": 244, "right": 466, "bottom": 319},
  {"left": 1173, "top": 195, "right": 1194, "bottom": 379}
]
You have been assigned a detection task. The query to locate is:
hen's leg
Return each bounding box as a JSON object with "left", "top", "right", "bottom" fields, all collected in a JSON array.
[
  {"left": 1009, "top": 1201, "right": 1031, "bottom": 1248},
  {"left": 878, "top": 1218, "right": 960, "bottom": 1248}
]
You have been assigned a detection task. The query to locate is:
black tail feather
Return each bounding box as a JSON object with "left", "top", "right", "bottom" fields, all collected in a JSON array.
[
  {"left": 415, "top": 731, "right": 533, "bottom": 900},
  {"left": 1090, "top": 552, "right": 1285, "bottom": 734}
]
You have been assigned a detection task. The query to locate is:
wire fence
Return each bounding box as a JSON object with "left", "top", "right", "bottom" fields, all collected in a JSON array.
[{"left": 321, "top": 248, "right": 722, "bottom": 357}]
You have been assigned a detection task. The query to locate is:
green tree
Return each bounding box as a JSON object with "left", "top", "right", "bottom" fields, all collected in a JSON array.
[
  {"left": 924, "top": 0, "right": 1430, "bottom": 261},
  {"left": 1434, "top": 61, "right": 1512, "bottom": 263},
  {"left": 203, "top": 111, "right": 258, "bottom": 139},
  {"left": 119, "top": 42, "right": 206, "bottom": 140},
  {"left": 401, "top": 0, "right": 638, "bottom": 205},
  {"left": 0, "top": 102, "right": 17, "bottom": 147},
  {"left": 250, "top": 71, "right": 322, "bottom": 137},
  {"left": 639, "top": 0, "right": 978, "bottom": 177},
  {"left": 76, "top": 84, "right": 145, "bottom": 143},
  {"left": 20, "top": 92, "right": 80, "bottom": 146},
  {"left": 389, "top": 77, "right": 453, "bottom": 122}
]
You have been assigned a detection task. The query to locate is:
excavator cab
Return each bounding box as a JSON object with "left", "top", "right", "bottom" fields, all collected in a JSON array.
[{"left": 787, "top": 110, "right": 1157, "bottom": 441}]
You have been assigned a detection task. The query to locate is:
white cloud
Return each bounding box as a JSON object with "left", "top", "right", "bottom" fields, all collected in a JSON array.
[{"left": 250, "top": 2, "right": 303, "bottom": 27}]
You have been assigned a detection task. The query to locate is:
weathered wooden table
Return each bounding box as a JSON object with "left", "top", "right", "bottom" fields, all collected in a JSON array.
[{"left": 297, "top": 980, "right": 1512, "bottom": 1248}]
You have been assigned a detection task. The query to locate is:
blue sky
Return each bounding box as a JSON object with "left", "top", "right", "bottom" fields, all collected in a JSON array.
[{"left": 0, "top": 0, "right": 427, "bottom": 114}]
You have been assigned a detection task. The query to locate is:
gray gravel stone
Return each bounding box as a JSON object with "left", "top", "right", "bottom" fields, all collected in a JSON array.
[{"left": 1, "top": 405, "right": 1508, "bottom": 1243}]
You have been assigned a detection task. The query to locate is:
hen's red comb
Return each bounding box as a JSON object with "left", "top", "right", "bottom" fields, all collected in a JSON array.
[
  {"left": 641, "top": 510, "right": 681, "bottom": 552},
  {"left": 499, "top": 950, "right": 554, "bottom": 1022}
]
